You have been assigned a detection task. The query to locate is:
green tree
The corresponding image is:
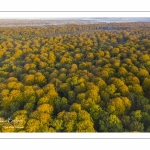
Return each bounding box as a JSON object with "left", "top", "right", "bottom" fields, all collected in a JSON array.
[
  {"left": 69, "top": 103, "right": 81, "bottom": 113},
  {"left": 99, "top": 114, "right": 123, "bottom": 132},
  {"left": 76, "top": 120, "right": 95, "bottom": 132},
  {"left": 129, "top": 121, "right": 144, "bottom": 132}
]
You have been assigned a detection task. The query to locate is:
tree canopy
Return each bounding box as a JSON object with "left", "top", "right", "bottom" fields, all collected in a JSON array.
[{"left": 0, "top": 22, "right": 150, "bottom": 132}]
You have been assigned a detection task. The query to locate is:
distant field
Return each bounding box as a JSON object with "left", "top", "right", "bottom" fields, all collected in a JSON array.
[
  {"left": 1, "top": 18, "right": 150, "bottom": 27},
  {"left": 0, "top": 19, "right": 97, "bottom": 27}
]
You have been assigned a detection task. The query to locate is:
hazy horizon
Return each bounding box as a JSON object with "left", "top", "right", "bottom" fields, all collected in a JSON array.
[
  {"left": 0, "top": 17, "right": 150, "bottom": 27},
  {"left": 0, "top": 17, "right": 150, "bottom": 19}
]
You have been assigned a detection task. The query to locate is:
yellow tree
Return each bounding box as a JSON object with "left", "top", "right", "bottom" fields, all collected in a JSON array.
[
  {"left": 35, "top": 72, "right": 47, "bottom": 87},
  {"left": 107, "top": 97, "right": 131, "bottom": 115},
  {"left": 37, "top": 104, "right": 54, "bottom": 115},
  {"left": 23, "top": 74, "right": 35, "bottom": 85},
  {"left": 25, "top": 119, "right": 41, "bottom": 132}
]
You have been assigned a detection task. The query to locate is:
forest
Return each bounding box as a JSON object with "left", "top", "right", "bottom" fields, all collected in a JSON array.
[{"left": 0, "top": 22, "right": 150, "bottom": 132}]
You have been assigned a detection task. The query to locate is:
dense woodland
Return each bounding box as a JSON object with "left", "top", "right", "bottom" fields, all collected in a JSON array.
[{"left": 0, "top": 22, "right": 150, "bottom": 132}]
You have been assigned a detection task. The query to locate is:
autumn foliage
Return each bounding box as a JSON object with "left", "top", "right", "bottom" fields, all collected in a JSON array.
[{"left": 0, "top": 22, "right": 150, "bottom": 132}]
